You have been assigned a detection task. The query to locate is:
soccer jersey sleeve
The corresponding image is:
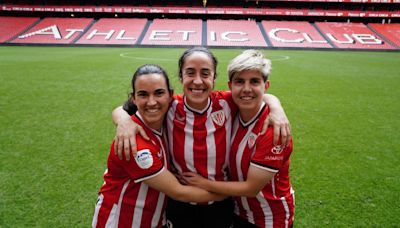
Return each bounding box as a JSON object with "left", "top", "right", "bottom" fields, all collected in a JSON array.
[
  {"left": 110, "top": 137, "right": 164, "bottom": 183},
  {"left": 211, "top": 90, "right": 238, "bottom": 117},
  {"left": 250, "top": 127, "right": 293, "bottom": 173}
]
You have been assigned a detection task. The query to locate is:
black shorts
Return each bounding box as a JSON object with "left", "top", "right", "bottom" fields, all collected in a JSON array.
[
  {"left": 232, "top": 214, "right": 259, "bottom": 228},
  {"left": 166, "top": 197, "right": 234, "bottom": 228}
]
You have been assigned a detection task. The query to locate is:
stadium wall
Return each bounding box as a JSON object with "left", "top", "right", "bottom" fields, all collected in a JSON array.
[{"left": 1, "top": 16, "right": 399, "bottom": 51}]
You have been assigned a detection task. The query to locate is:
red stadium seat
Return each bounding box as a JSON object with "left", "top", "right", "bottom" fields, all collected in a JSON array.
[
  {"left": 368, "top": 23, "right": 400, "bottom": 48},
  {"left": 207, "top": 19, "right": 267, "bottom": 47},
  {"left": 75, "top": 18, "right": 147, "bottom": 45},
  {"left": 140, "top": 19, "right": 202, "bottom": 46},
  {"left": 262, "top": 21, "right": 332, "bottom": 49},
  {"left": 12, "top": 18, "right": 93, "bottom": 44},
  {"left": 315, "top": 22, "right": 396, "bottom": 50},
  {"left": 0, "top": 17, "right": 39, "bottom": 43}
]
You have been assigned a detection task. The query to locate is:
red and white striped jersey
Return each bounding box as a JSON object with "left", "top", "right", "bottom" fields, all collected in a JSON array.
[
  {"left": 230, "top": 103, "right": 295, "bottom": 228},
  {"left": 92, "top": 113, "right": 169, "bottom": 228},
  {"left": 166, "top": 91, "right": 237, "bottom": 193}
]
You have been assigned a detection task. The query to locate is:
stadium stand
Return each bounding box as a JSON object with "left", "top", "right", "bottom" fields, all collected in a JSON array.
[
  {"left": 12, "top": 18, "right": 93, "bottom": 44},
  {"left": 368, "top": 23, "right": 400, "bottom": 48},
  {"left": 75, "top": 18, "right": 147, "bottom": 45},
  {"left": 262, "top": 21, "right": 332, "bottom": 48},
  {"left": 315, "top": 22, "right": 396, "bottom": 49},
  {"left": 0, "top": 0, "right": 398, "bottom": 50},
  {"left": 140, "top": 19, "right": 202, "bottom": 46},
  {"left": 1, "top": 2, "right": 399, "bottom": 22},
  {"left": 207, "top": 19, "right": 267, "bottom": 47},
  {"left": 0, "top": 16, "right": 38, "bottom": 42}
]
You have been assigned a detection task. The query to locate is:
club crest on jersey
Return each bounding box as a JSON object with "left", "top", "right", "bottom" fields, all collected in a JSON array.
[
  {"left": 271, "top": 145, "right": 283, "bottom": 154},
  {"left": 135, "top": 149, "right": 153, "bottom": 169},
  {"left": 248, "top": 132, "right": 258, "bottom": 148},
  {"left": 211, "top": 110, "right": 225, "bottom": 126}
]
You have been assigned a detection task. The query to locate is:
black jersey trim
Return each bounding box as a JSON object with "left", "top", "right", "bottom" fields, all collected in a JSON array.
[
  {"left": 183, "top": 96, "right": 211, "bottom": 115},
  {"left": 250, "top": 161, "right": 279, "bottom": 173},
  {"left": 134, "top": 166, "right": 165, "bottom": 183},
  {"left": 134, "top": 112, "right": 163, "bottom": 137},
  {"left": 239, "top": 102, "right": 267, "bottom": 128}
]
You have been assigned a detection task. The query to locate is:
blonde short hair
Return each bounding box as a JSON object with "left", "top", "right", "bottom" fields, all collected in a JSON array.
[{"left": 228, "top": 50, "right": 271, "bottom": 82}]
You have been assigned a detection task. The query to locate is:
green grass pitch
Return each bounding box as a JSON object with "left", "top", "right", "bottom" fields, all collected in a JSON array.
[{"left": 0, "top": 46, "right": 399, "bottom": 227}]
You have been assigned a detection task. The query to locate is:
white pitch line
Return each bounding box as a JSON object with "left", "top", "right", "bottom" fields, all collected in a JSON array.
[
  {"left": 271, "top": 55, "right": 290, "bottom": 61},
  {"left": 120, "top": 53, "right": 176, "bottom": 62}
]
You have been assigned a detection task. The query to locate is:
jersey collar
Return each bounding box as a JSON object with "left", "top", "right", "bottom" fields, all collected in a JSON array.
[
  {"left": 239, "top": 102, "right": 266, "bottom": 128},
  {"left": 183, "top": 96, "right": 211, "bottom": 115},
  {"left": 134, "top": 112, "right": 164, "bottom": 137}
]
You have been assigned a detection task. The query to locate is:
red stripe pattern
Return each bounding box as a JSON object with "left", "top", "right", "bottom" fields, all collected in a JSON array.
[
  {"left": 230, "top": 105, "right": 295, "bottom": 228},
  {"left": 166, "top": 91, "right": 237, "bottom": 203},
  {"left": 92, "top": 114, "right": 169, "bottom": 228}
]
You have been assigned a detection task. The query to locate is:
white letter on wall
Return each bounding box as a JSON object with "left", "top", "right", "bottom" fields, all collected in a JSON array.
[
  {"left": 86, "top": 30, "right": 115, "bottom": 40},
  {"left": 150, "top": 30, "right": 172, "bottom": 41},
  {"left": 65, "top": 29, "right": 84, "bottom": 39},
  {"left": 177, "top": 31, "right": 195, "bottom": 41},
  {"left": 303, "top": 33, "right": 327, "bottom": 44},
  {"left": 18, "top": 25, "right": 62, "bottom": 39},
  {"left": 221, "top": 31, "right": 249, "bottom": 42},
  {"left": 269, "top": 28, "right": 303, "bottom": 43},
  {"left": 326, "top": 33, "right": 354, "bottom": 44},
  {"left": 352, "top": 34, "right": 382, "bottom": 44},
  {"left": 115, "top": 30, "right": 136, "bottom": 40}
]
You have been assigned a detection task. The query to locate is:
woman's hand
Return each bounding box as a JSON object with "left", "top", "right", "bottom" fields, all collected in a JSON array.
[
  {"left": 181, "top": 172, "right": 210, "bottom": 190},
  {"left": 112, "top": 106, "right": 149, "bottom": 160}
]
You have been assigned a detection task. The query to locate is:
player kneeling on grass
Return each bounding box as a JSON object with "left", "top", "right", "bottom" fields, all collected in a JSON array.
[
  {"left": 182, "top": 50, "right": 295, "bottom": 228},
  {"left": 92, "top": 64, "right": 225, "bottom": 228}
]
